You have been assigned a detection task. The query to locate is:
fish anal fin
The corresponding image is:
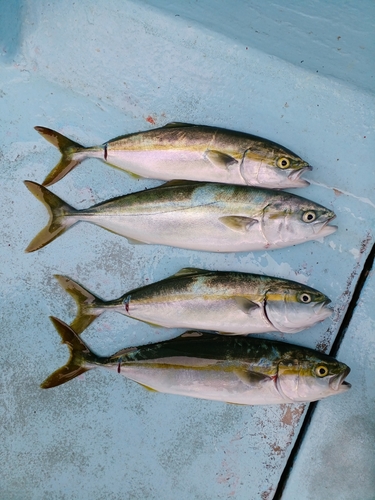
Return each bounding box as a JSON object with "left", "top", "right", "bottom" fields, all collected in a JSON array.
[
  {"left": 103, "top": 160, "right": 145, "bottom": 179},
  {"left": 234, "top": 297, "right": 259, "bottom": 314},
  {"left": 205, "top": 150, "right": 238, "bottom": 170},
  {"left": 234, "top": 369, "right": 272, "bottom": 387},
  {"left": 126, "top": 237, "right": 146, "bottom": 245},
  {"left": 219, "top": 216, "right": 258, "bottom": 232},
  {"left": 138, "top": 382, "right": 158, "bottom": 392},
  {"left": 161, "top": 180, "right": 200, "bottom": 188}
]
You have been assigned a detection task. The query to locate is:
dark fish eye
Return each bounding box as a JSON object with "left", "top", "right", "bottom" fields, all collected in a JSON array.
[
  {"left": 277, "top": 157, "right": 290, "bottom": 169},
  {"left": 315, "top": 365, "right": 329, "bottom": 377},
  {"left": 302, "top": 211, "right": 316, "bottom": 223},
  {"left": 300, "top": 293, "right": 311, "bottom": 303}
]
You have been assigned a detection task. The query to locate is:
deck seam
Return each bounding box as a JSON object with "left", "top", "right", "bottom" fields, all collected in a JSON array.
[{"left": 273, "top": 241, "right": 375, "bottom": 500}]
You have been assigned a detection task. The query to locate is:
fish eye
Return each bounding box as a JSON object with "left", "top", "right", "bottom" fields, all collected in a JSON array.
[
  {"left": 302, "top": 211, "right": 316, "bottom": 223},
  {"left": 299, "top": 293, "right": 311, "bottom": 303},
  {"left": 277, "top": 157, "right": 290, "bottom": 169},
  {"left": 315, "top": 365, "right": 329, "bottom": 377}
]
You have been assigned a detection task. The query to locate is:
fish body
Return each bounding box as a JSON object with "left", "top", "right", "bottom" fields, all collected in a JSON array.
[
  {"left": 41, "top": 317, "right": 351, "bottom": 406},
  {"left": 24, "top": 180, "right": 337, "bottom": 253},
  {"left": 35, "top": 123, "right": 311, "bottom": 188},
  {"left": 54, "top": 268, "right": 333, "bottom": 336}
]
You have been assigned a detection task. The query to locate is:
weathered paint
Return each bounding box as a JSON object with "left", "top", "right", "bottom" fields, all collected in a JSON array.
[
  {"left": 281, "top": 267, "right": 375, "bottom": 500},
  {"left": 0, "top": 0, "right": 374, "bottom": 499}
]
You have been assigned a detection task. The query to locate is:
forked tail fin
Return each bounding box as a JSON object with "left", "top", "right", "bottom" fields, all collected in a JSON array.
[
  {"left": 54, "top": 275, "right": 106, "bottom": 334},
  {"left": 24, "top": 181, "right": 78, "bottom": 252},
  {"left": 41, "top": 317, "right": 97, "bottom": 389},
  {"left": 35, "top": 126, "right": 87, "bottom": 186}
]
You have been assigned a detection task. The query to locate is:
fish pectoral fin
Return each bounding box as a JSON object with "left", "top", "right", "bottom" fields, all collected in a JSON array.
[
  {"left": 219, "top": 216, "right": 258, "bottom": 232},
  {"left": 234, "top": 369, "right": 271, "bottom": 387},
  {"left": 163, "top": 122, "right": 195, "bottom": 128},
  {"left": 233, "top": 297, "right": 259, "bottom": 314},
  {"left": 205, "top": 150, "right": 238, "bottom": 170}
]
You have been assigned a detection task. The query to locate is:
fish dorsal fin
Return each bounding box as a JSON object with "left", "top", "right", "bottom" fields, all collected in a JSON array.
[
  {"left": 171, "top": 267, "right": 209, "bottom": 278},
  {"left": 161, "top": 179, "right": 201, "bottom": 188},
  {"left": 163, "top": 122, "right": 195, "bottom": 128},
  {"left": 205, "top": 150, "right": 238, "bottom": 170},
  {"left": 219, "top": 216, "right": 258, "bottom": 232},
  {"left": 234, "top": 297, "right": 259, "bottom": 314},
  {"left": 234, "top": 369, "right": 272, "bottom": 387}
]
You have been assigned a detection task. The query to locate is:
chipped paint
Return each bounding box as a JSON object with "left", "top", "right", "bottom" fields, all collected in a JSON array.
[{"left": 1, "top": 0, "right": 374, "bottom": 498}]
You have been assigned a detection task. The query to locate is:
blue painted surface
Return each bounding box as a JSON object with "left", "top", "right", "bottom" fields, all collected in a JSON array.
[
  {"left": 0, "top": 1, "right": 374, "bottom": 499},
  {"left": 282, "top": 270, "right": 375, "bottom": 500}
]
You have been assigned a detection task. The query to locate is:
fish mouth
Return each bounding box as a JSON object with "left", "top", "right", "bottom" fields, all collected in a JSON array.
[
  {"left": 288, "top": 165, "right": 312, "bottom": 187},
  {"left": 329, "top": 366, "right": 351, "bottom": 391},
  {"left": 316, "top": 216, "right": 338, "bottom": 237},
  {"left": 314, "top": 300, "right": 333, "bottom": 319}
]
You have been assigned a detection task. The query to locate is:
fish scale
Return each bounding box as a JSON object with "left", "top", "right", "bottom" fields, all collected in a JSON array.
[
  {"left": 52, "top": 268, "right": 333, "bottom": 336},
  {"left": 35, "top": 122, "right": 312, "bottom": 188},
  {"left": 40, "top": 318, "right": 351, "bottom": 406},
  {"left": 24, "top": 180, "right": 337, "bottom": 253}
]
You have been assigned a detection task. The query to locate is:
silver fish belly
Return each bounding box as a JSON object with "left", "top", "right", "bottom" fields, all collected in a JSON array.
[
  {"left": 41, "top": 319, "right": 351, "bottom": 406},
  {"left": 53, "top": 268, "right": 333, "bottom": 336},
  {"left": 35, "top": 123, "right": 312, "bottom": 188},
  {"left": 24, "top": 181, "right": 337, "bottom": 253}
]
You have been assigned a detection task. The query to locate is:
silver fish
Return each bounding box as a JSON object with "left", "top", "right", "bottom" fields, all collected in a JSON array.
[
  {"left": 53, "top": 268, "right": 333, "bottom": 335},
  {"left": 41, "top": 317, "right": 351, "bottom": 405},
  {"left": 24, "top": 180, "right": 337, "bottom": 253},
  {"left": 35, "top": 123, "right": 312, "bottom": 188}
]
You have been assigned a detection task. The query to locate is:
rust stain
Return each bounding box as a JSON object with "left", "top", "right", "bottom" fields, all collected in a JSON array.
[
  {"left": 146, "top": 115, "right": 156, "bottom": 125},
  {"left": 315, "top": 337, "right": 330, "bottom": 353},
  {"left": 261, "top": 486, "right": 274, "bottom": 499},
  {"left": 270, "top": 443, "right": 283, "bottom": 455},
  {"left": 280, "top": 404, "right": 305, "bottom": 427},
  {"left": 317, "top": 232, "right": 372, "bottom": 352},
  {"left": 333, "top": 188, "right": 343, "bottom": 196}
]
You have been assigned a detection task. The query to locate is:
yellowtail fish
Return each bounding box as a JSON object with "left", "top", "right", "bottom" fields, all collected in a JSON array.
[
  {"left": 35, "top": 123, "right": 312, "bottom": 188},
  {"left": 41, "top": 317, "right": 351, "bottom": 405},
  {"left": 53, "top": 268, "right": 333, "bottom": 335},
  {"left": 24, "top": 180, "right": 337, "bottom": 253}
]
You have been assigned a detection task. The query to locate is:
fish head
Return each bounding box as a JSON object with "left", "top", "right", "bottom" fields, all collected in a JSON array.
[
  {"left": 260, "top": 196, "right": 337, "bottom": 247},
  {"left": 240, "top": 143, "right": 312, "bottom": 189},
  {"left": 264, "top": 283, "right": 332, "bottom": 333},
  {"left": 276, "top": 353, "right": 351, "bottom": 402}
]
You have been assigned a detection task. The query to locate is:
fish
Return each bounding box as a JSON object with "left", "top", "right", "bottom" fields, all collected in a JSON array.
[
  {"left": 24, "top": 180, "right": 337, "bottom": 253},
  {"left": 53, "top": 268, "right": 333, "bottom": 335},
  {"left": 35, "top": 122, "right": 312, "bottom": 188},
  {"left": 41, "top": 317, "right": 351, "bottom": 405}
]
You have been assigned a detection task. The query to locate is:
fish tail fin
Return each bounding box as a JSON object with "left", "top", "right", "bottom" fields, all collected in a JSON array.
[
  {"left": 54, "top": 275, "right": 105, "bottom": 334},
  {"left": 24, "top": 181, "right": 78, "bottom": 252},
  {"left": 35, "top": 126, "right": 87, "bottom": 186},
  {"left": 41, "top": 316, "right": 96, "bottom": 389}
]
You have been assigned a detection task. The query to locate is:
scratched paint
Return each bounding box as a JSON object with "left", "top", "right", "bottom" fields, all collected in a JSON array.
[{"left": 0, "top": 0, "right": 374, "bottom": 499}]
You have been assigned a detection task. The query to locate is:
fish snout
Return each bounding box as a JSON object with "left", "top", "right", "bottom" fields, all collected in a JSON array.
[
  {"left": 314, "top": 299, "right": 333, "bottom": 319},
  {"left": 287, "top": 165, "right": 312, "bottom": 187},
  {"left": 329, "top": 366, "right": 351, "bottom": 391}
]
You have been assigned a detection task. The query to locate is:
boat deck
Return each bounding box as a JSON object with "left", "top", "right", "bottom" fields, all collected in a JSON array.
[{"left": 1, "top": 1, "right": 374, "bottom": 498}]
